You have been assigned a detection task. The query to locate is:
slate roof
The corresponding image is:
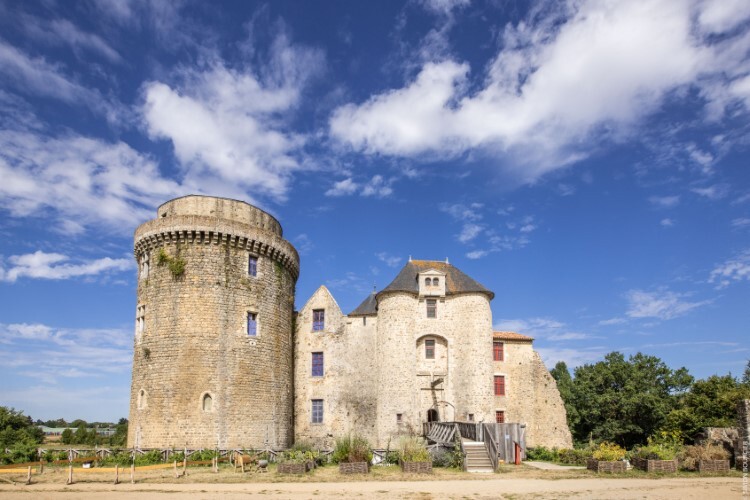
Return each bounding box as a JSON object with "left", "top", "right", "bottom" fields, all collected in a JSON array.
[
  {"left": 349, "top": 291, "right": 378, "bottom": 316},
  {"left": 378, "top": 260, "right": 494, "bottom": 299},
  {"left": 493, "top": 331, "right": 534, "bottom": 341}
]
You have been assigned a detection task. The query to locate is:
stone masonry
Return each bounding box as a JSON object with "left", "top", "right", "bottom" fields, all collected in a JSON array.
[
  {"left": 129, "top": 196, "right": 573, "bottom": 450},
  {"left": 127, "top": 196, "right": 298, "bottom": 449}
]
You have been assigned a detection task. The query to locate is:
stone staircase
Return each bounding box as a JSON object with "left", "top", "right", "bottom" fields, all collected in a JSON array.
[{"left": 462, "top": 440, "right": 494, "bottom": 473}]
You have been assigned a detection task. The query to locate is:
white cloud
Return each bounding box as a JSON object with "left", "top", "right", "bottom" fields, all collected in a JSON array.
[
  {"left": 376, "top": 252, "right": 403, "bottom": 268},
  {"left": 440, "top": 203, "right": 483, "bottom": 222},
  {"left": 692, "top": 184, "right": 729, "bottom": 200},
  {"left": 598, "top": 317, "right": 627, "bottom": 326},
  {"left": 24, "top": 17, "right": 122, "bottom": 63},
  {"left": 294, "top": 234, "right": 314, "bottom": 255},
  {"left": 142, "top": 32, "right": 324, "bottom": 202},
  {"left": 660, "top": 218, "right": 675, "bottom": 227},
  {"left": 625, "top": 288, "right": 711, "bottom": 320},
  {"left": 0, "top": 130, "right": 181, "bottom": 233},
  {"left": 0, "top": 251, "right": 132, "bottom": 283},
  {"left": 709, "top": 250, "right": 750, "bottom": 288},
  {"left": 536, "top": 346, "right": 609, "bottom": 369},
  {"left": 466, "top": 250, "right": 489, "bottom": 260},
  {"left": 325, "top": 178, "right": 359, "bottom": 197},
  {"left": 330, "top": 0, "right": 747, "bottom": 180},
  {"left": 419, "top": 0, "right": 470, "bottom": 15},
  {"left": 458, "top": 223, "right": 483, "bottom": 243},
  {"left": 732, "top": 218, "right": 750, "bottom": 228},
  {"left": 361, "top": 175, "right": 393, "bottom": 197},
  {"left": 697, "top": 0, "right": 750, "bottom": 34},
  {"left": 494, "top": 317, "right": 593, "bottom": 342},
  {"left": 649, "top": 195, "right": 680, "bottom": 208}
]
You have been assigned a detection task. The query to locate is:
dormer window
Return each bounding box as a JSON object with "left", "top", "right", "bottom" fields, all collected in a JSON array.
[
  {"left": 425, "top": 277, "right": 431, "bottom": 286},
  {"left": 432, "top": 278, "right": 439, "bottom": 286},
  {"left": 419, "top": 269, "right": 446, "bottom": 297}
]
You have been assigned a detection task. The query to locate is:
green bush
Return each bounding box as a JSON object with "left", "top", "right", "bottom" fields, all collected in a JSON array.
[
  {"left": 398, "top": 436, "right": 431, "bottom": 462},
  {"left": 332, "top": 434, "right": 372, "bottom": 464},
  {"left": 133, "top": 450, "right": 163, "bottom": 466},
  {"left": 526, "top": 446, "right": 558, "bottom": 462},
  {"left": 556, "top": 448, "right": 590, "bottom": 466},
  {"left": 100, "top": 449, "right": 133, "bottom": 467},
  {"left": 430, "top": 444, "right": 463, "bottom": 468},
  {"left": 592, "top": 442, "right": 626, "bottom": 461}
]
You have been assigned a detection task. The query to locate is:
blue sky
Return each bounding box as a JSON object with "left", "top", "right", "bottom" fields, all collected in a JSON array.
[{"left": 0, "top": 0, "right": 749, "bottom": 422}]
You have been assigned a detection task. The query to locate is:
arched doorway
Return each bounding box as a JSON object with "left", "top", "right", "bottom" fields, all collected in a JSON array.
[{"left": 427, "top": 408, "right": 439, "bottom": 422}]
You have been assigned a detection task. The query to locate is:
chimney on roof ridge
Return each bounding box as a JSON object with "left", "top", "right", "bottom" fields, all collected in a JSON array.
[
  {"left": 445, "top": 257, "right": 449, "bottom": 264},
  {"left": 408, "top": 255, "right": 412, "bottom": 262}
]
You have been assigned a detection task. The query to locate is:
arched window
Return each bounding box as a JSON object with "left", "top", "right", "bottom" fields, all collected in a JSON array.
[
  {"left": 432, "top": 277, "right": 439, "bottom": 286},
  {"left": 425, "top": 277, "right": 432, "bottom": 286},
  {"left": 202, "top": 393, "right": 213, "bottom": 412}
]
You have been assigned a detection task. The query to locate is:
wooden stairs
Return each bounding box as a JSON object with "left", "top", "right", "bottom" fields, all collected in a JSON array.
[{"left": 462, "top": 440, "right": 494, "bottom": 473}]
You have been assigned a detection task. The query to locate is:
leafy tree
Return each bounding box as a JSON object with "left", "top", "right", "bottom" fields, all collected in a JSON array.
[
  {"left": 0, "top": 407, "right": 44, "bottom": 448},
  {"left": 569, "top": 352, "right": 692, "bottom": 448},
  {"left": 742, "top": 360, "right": 750, "bottom": 386},
  {"left": 664, "top": 374, "right": 750, "bottom": 441},
  {"left": 550, "top": 361, "right": 579, "bottom": 431},
  {"left": 61, "top": 428, "right": 73, "bottom": 445}
]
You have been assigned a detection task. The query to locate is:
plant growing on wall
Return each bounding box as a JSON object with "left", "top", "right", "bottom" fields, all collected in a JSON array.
[{"left": 157, "top": 247, "right": 186, "bottom": 278}]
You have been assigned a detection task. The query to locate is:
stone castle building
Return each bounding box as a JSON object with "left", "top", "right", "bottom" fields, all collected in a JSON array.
[{"left": 128, "top": 195, "right": 572, "bottom": 449}]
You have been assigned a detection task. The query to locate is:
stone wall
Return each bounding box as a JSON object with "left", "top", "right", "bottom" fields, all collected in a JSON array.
[
  {"left": 128, "top": 196, "right": 298, "bottom": 449},
  {"left": 494, "top": 340, "right": 572, "bottom": 448}
]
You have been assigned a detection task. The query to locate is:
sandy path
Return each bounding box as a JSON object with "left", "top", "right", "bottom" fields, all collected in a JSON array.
[{"left": 0, "top": 476, "right": 742, "bottom": 499}]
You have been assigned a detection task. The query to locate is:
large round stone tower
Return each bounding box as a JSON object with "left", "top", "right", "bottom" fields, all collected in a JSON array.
[{"left": 127, "top": 195, "right": 299, "bottom": 449}]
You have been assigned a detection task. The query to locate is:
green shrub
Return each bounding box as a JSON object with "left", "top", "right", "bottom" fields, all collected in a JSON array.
[
  {"left": 133, "top": 450, "right": 163, "bottom": 466},
  {"left": 526, "top": 446, "right": 558, "bottom": 462},
  {"left": 398, "top": 436, "right": 431, "bottom": 462},
  {"left": 592, "top": 442, "right": 626, "bottom": 461},
  {"left": 556, "top": 448, "right": 590, "bottom": 466},
  {"left": 332, "top": 434, "right": 372, "bottom": 464},
  {"left": 430, "top": 444, "right": 463, "bottom": 468},
  {"left": 100, "top": 449, "right": 133, "bottom": 466}
]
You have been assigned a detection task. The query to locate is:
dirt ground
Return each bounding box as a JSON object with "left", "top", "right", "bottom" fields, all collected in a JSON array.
[{"left": 0, "top": 465, "right": 743, "bottom": 499}]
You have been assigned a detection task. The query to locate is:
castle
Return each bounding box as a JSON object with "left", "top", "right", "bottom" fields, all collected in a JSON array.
[{"left": 127, "top": 195, "right": 572, "bottom": 450}]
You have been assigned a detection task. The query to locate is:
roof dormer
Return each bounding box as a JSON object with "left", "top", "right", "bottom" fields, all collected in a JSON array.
[{"left": 419, "top": 269, "right": 446, "bottom": 297}]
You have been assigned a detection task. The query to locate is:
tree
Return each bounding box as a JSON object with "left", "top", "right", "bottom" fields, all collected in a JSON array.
[
  {"left": 664, "top": 374, "right": 750, "bottom": 441},
  {"left": 742, "top": 360, "right": 750, "bottom": 386},
  {"left": 0, "top": 407, "right": 44, "bottom": 448},
  {"left": 550, "top": 361, "right": 579, "bottom": 431},
  {"left": 61, "top": 428, "right": 73, "bottom": 445},
  {"left": 569, "top": 352, "right": 692, "bottom": 448}
]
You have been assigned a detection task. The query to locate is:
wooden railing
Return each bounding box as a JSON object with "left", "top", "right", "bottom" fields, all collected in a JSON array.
[{"left": 482, "top": 423, "right": 499, "bottom": 471}]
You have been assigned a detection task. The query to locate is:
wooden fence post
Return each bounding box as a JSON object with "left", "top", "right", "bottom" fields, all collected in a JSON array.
[
  {"left": 39, "top": 460, "right": 44, "bottom": 475},
  {"left": 67, "top": 465, "right": 73, "bottom": 485},
  {"left": 130, "top": 463, "right": 135, "bottom": 483},
  {"left": 183, "top": 457, "right": 187, "bottom": 476},
  {"left": 114, "top": 464, "right": 119, "bottom": 485},
  {"left": 173, "top": 460, "right": 178, "bottom": 478},
  {"left": 25, "top": 466, "right": 31, "bottom": 485}
]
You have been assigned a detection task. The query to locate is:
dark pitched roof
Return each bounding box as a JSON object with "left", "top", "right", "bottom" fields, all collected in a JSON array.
[
  {"left": 349, "top": 292, "right": 378, "bottom": 316},
  {"left": 378, "top": 260, "right": 494, "bottom": 299}
]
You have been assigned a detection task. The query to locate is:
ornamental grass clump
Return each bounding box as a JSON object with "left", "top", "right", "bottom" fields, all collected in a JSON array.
[
  {"left": 332, "top": 434, "right": 373, "bottom": 464},
  {"left": 398, "top": 436, "right": 431, "bottom": 463},
  {"left": 592, "top": 442, "right": 626, "bottom": 462},
  {"left": 678, "top": 444, "right": 730, "bottom": 471}
]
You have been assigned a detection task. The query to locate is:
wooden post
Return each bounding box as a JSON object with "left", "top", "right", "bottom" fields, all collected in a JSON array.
[
  {"left": 39, "top": 460, "right": 44, "bottom": 475},
  {"left": 25, "top": 466, "right": 31, "bottom": 485},
  {"left": 114, "top": 464, "right": 119, "bottom": 485},
  {"left": 67, "top": 465, "right": 73, "bottom": 485},
  {"left": 183, "top": 457, "right": 187, "bottom": 476},
  {"left": 130, "top": 463, "right": 135, "bottom": 484},
  {"left": 173, "top": 460, "right": 178, "bottom": 478}
]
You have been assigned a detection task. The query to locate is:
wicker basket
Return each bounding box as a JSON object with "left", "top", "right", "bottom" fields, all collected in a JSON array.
[
  {"left": 401, "top": 461, "right": 433, "bottom": 473},
  {"left": 698, "top": 460, "right": 730, "bottom": 472},
  {"left": 631, "top": 457, "right": 677, "bottom": 473},
  {"left": 339, "top": 462, "right": 369, "bottom": 474},
  {"left": 587, "top": 459, "right": 626, "bottom": 473}
]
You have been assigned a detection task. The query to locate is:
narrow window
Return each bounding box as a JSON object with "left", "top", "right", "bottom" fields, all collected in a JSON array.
[
  {"left": 247, "top": 312, "right": 257, "bottom": 336},
  {"left": 493, "top": 341, "right": 504, "bottom": 361},
  {"left": 202, "top": 394, "right": 213, "bottom": 412},
  {"left": 311, "top": 399, "right": 323, "bottom": 423},
  {"left": 426, "top": 299, "right": 437, "bottom": 318},
  {"left": 140, "top": 253, "right": 150, "bottom": 279},
  {"left": 312, "top": 309, "right": 325, "bottom": 331},
  {"left": 425, "top": 277, "right": 431, "bottom": 286},
  {"left": 138, "top": 389, "right": 146, "bottom": 410},
  {"left": 363, "top": 317, "right": 367, "bottom": 326},
  {"left": 136, "top": 305, "right": 146, "bottom": 337},
  {"left": 495, "top": 411, "right": 505, "bottom": 423},
  {"left": 433, "top": 277, "right": 439, "bottom": 286},
  {"left": 494, "top": 375, "right": 506, "bottom": 396},
  {"left": 468, "top": 413, "right": 474, "bottom": 422},
  {"left": 396, "top": 413, "right": 403, "bottom": 423},
  {"left": 425, "top": 339, "right": 435, "bottom": 359},
  {"left": 248, "top": 255, "right": 257, "bottom": 277},
  {"left": 312, "top": 352, "right": 324, "bottom": 377}
]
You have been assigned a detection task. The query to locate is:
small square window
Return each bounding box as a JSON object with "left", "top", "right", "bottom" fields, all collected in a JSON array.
[
  {"left": 312, "top": 352, "right": 324, "bottom": 377},
  {"left": 396, "top": 413, "right": 403, "bottom": 423},
  {"left": 426, "top": 299, "right": 436, "bottom": 318},
  {"left": 247, "top": 312, "right": 257, "bottom": 336},
  {"left": 313, "top": 309, "right": 325, "bottom": 331},
  {"left": 495, "top": 410, "right": 505, "bottom": 423},
  {"left": 468, "top": 413, "right": 474, "bottom": 422},
  {"left": 311, "top": 399, "right": 323, "bottom": 423},
  {"left": 248, "top": 255, "right": 258, "bottom": 277},
  {"left": 425, "top": 339, "right": 435, "bottom": 359}
]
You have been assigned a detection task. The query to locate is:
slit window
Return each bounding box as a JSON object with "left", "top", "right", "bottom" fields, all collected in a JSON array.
[
  {"left": 247, "top": 312, "right": 257, "bottom": 336},
  {"left": 202, "top": 394, "right": 213, "bottom": 412},
  {"left": 425, "top": 339, "right": 435, "bottom": 359},
  {"left": 494, "top": 375, "right": 506, "bottom": 396},
  {"left": 313, "top": 309, "right": 325, "bottom": 331},
  {"left": 426, "top": 299, "right": 437, "bottom": 318},
  {"left": 493, "top": 341, "right": 504, "bottom": 361},
  {"left": 311, "top": 399, "right": 323, "bottom": 423},
  {"left": 248, "top": 255, "right": 257, "bottom": 277},
  {"left": 312, "top": 352, "right": 324, "bottom": 377}
]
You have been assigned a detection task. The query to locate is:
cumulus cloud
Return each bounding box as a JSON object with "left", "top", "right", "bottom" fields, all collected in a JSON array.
[
  {"left": 142, "top": 31, "right": 324, "bottom": 202},
  {"left": 325, "top": 178, "right": 359, "bottom": 197},
  {"left": 692, "top": 184, "right": 729, "bottom": 200},
  {"left": 660, "top": 218, "right": 675, "bottom": 227},
  {"left": 376, "top": 252, "right": 403, "bottom": 268},
  {"left": 0, "top": 130, "right": 181, "bottom": 233},
  {"left": 330, "top": 0, "right": 750, "bottom": 180},
  {"left": 457, "top": 223, "right": 483, "bottom": 243},
  {"left": 0, "top": 251, "right": 132, "bottom": 283},
  {"left": 625, "top": 288, "right": 711, "bottom": 320},
  {"left": 325, "top": 175, "right": 393, "bottom": 197},
  {"left": 709, "top": 250, "right": 750, "bottom": 288}
]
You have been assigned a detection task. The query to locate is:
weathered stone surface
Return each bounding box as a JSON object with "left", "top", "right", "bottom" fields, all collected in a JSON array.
[{"left": 128, "top": 196, "right": 298, "bottom": 449}]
